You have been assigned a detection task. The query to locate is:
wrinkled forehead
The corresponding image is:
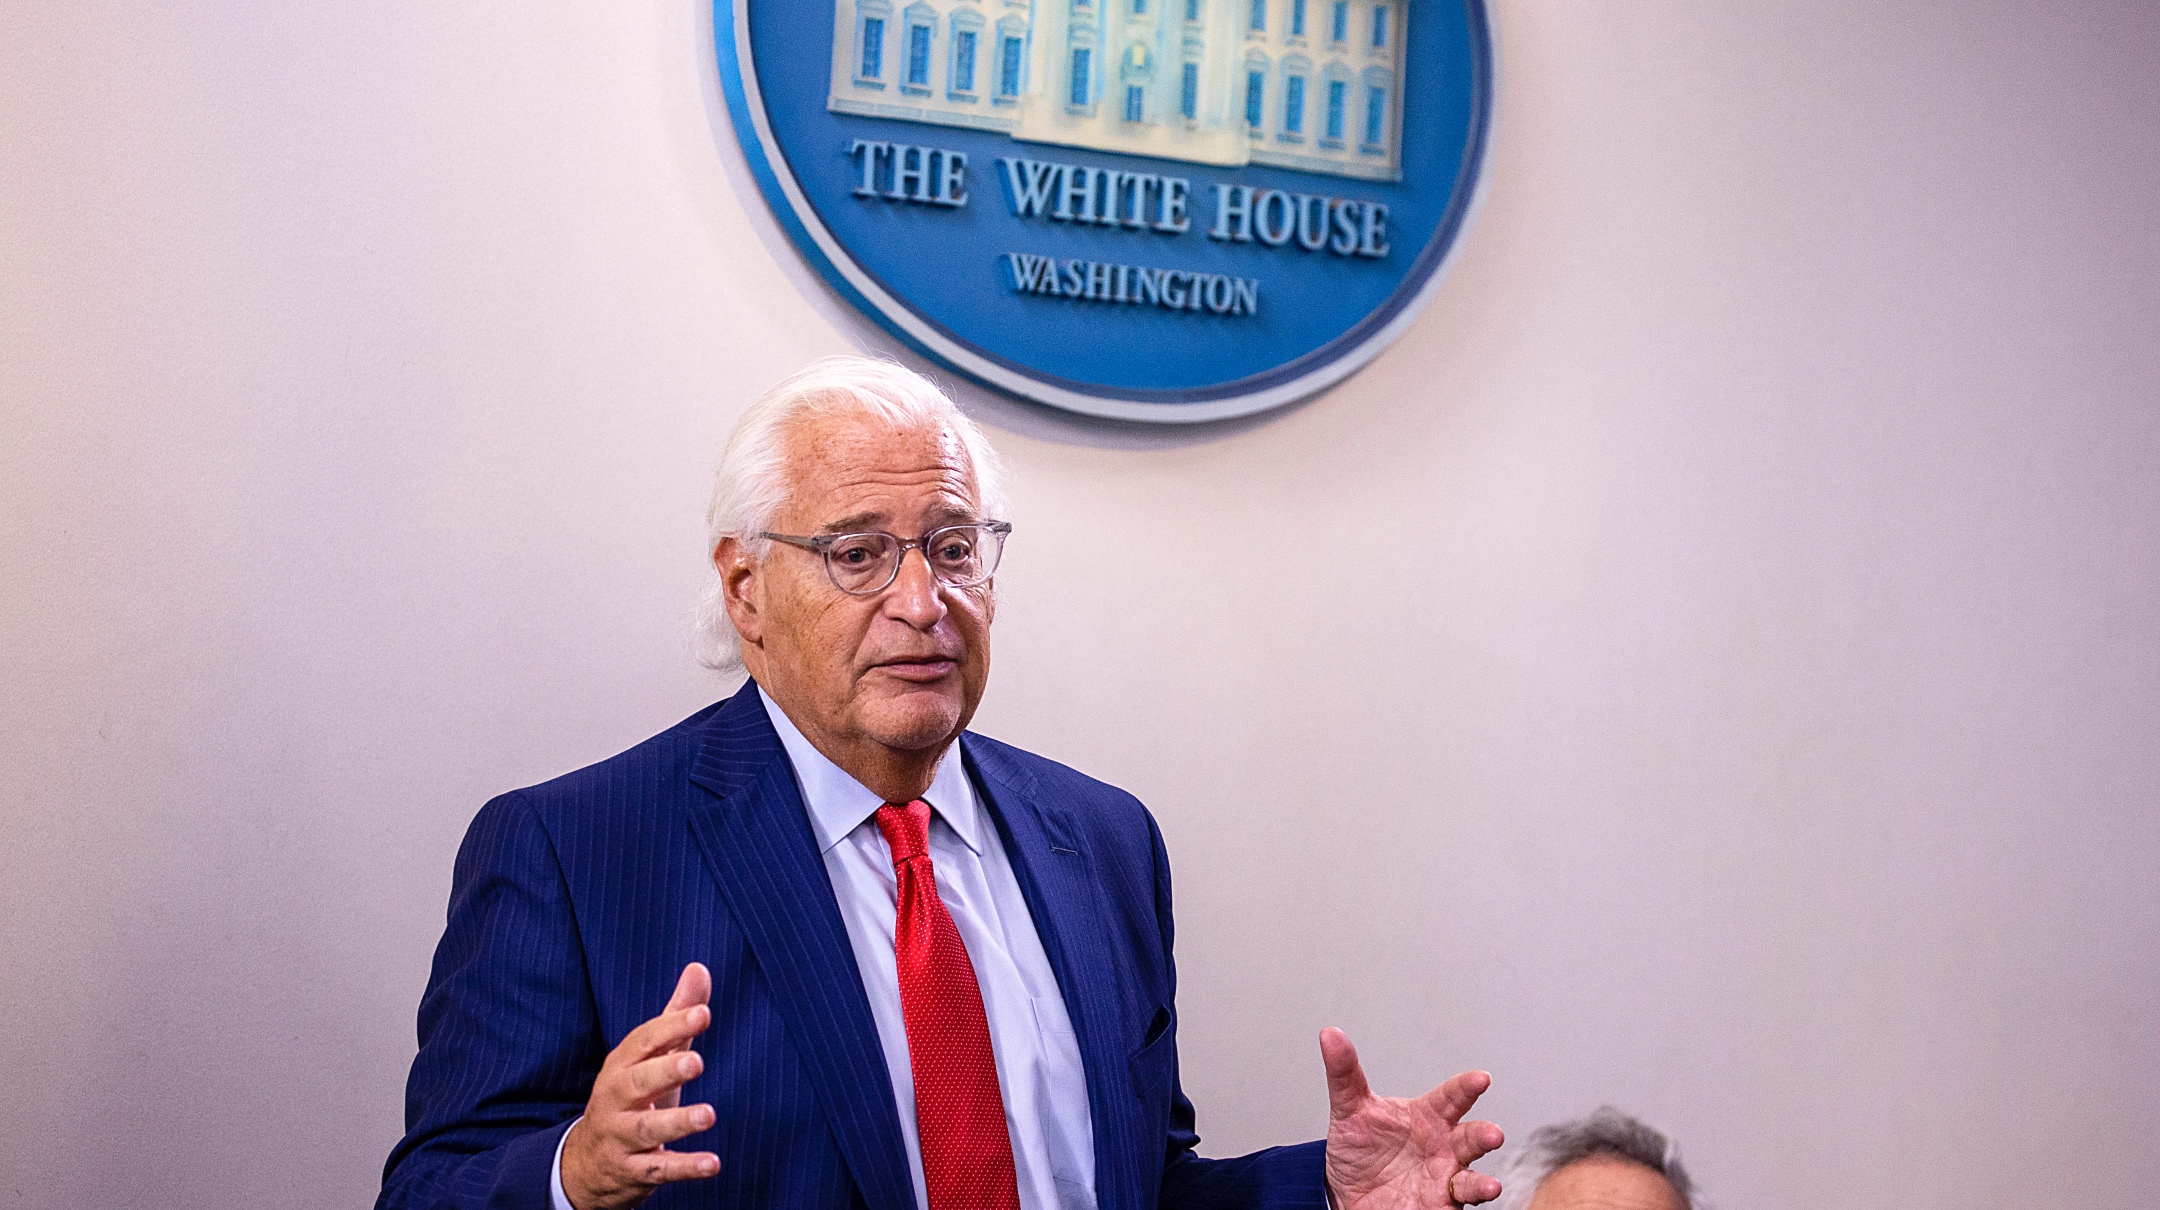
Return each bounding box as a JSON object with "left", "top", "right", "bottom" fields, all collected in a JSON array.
[
  {"left": 778, "top": 407, "right": 982, "bottom": 520},
  {"left": 1530, "top": 1157, "right": 1686, "bottom": 1210}
]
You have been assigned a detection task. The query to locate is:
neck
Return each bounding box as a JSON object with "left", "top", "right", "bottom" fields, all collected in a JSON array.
[
  {"left": 749, "top": 675, "right": 954, "bottom": 804},
  {"left": 824, "top": 741, "right": 947, "bottom": 804}
]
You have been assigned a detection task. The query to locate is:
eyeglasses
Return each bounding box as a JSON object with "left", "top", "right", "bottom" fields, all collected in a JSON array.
[{"left": 760, "top": 521, "right": 1013, "bottom": 596}]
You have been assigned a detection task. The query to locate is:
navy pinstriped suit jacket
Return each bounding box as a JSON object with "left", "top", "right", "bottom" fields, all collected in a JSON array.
[{"left": 379, "top": 681, "right": 1326, "bottom": 1210}]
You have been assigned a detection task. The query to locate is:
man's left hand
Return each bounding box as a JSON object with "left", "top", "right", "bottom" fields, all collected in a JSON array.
[{"left": 1320, "top": 1028, "right": 1504, "bottom": 1210}]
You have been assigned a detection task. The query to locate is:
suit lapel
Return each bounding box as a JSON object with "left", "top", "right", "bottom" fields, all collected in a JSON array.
[
  {"left": 963, "top": 736, "right": 1142, "bottom": 1210},
  {"left": 685, "top": 684, "right": 916, "bottom": 1210}
]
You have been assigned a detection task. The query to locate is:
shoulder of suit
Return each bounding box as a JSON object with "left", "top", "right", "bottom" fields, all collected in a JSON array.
[{"left": 962, "top": 731, "right": 1151, "bottom": 822}]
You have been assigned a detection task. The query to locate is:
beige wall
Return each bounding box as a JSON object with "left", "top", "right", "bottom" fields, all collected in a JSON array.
[{"left": 4, "top": 1, "right": 2157, "bottom": 1206}]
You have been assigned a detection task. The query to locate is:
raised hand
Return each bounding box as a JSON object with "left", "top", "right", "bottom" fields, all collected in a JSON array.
[
  {"left": 1320, "top": 1028, "right": 1504, "bottom": 1210},
  {"left": 561, "top": 963, "right": 721, "bottom": 1210}
]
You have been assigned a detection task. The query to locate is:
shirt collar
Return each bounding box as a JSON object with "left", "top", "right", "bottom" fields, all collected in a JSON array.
[{"left": 756, "top": 682, "right": 982, "bottom": 856}]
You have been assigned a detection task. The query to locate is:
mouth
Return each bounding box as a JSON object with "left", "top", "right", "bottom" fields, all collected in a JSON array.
[{"left": 870, "top": 655, "right": 961, "bottom": 684}]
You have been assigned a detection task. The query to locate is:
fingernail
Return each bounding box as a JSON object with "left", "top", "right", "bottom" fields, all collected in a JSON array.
[
  {"left": 701, "top": 1157, "right": 721, "bottom": 1176},
  {"left": 680, "top": 1054, "right": 699, "bottom": 1076}
]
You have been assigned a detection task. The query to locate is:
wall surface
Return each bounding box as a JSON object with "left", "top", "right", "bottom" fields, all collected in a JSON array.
[{"left": 3, "top": 1, "right": 2157, "bottom": 1207}]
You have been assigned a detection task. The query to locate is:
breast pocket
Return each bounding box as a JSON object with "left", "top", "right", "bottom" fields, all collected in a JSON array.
[{"left": 1126, "top": 1004, "right": 1174, "bottom": 1106}]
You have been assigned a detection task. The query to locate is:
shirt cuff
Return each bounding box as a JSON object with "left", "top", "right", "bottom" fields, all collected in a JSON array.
[{"left": 550, "top": 1116, "right": 582, "bottom": 1210}]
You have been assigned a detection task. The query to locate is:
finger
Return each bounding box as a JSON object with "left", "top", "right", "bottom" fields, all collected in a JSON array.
[
  {"left": 1450, "top": 1168, "right": 1501, "bottom": 1206},
  {"left": 622, "top": 1103, "right": 718, "bottom": 1151},
  {"left": 623, "top": 1149, "right": 721, "bottom": 1187},
  {"left": 1318, "top": 1028, "right": 1372, "bottom": 1119},
  {"left": 611, "top": 1003, "right": 713, "bottom": 1068},
  {"left": 1452, "top": 1120, "right": 1504, "bottom": 1167},
  {"left": 640, "top": 980, "right": 710, "bottom": 1110},
  {"left": 616, "top": 1048, "right": 705, "bottom": 1105},
  {"left": 1418, "top": 1069, "right": 1492, "bottom": 1126},
  {"left": 664, "top": 963, "right": 712, "bottom": 1015}
]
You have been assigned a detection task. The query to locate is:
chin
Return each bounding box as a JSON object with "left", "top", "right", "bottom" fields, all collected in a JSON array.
[{"left": 860, "top": 691, "right": 966, "bottom": 751}]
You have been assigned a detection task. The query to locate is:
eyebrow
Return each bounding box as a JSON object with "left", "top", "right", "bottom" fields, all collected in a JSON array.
[
  {"left": 817, "top": 511, "right": 887, "bottom": 534},
  {"left": 816, "top": 505, "right": 982, "bottom": 535}
]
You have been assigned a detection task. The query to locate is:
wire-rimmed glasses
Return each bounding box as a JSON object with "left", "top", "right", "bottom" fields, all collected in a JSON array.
[{"left": 760, "top": 521, "right": 1012, "bottom": 596}]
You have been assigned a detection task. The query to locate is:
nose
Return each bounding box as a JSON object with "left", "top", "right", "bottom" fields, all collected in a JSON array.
[{"left": 881, "top": 542, "right": 948, "bottom": 629}]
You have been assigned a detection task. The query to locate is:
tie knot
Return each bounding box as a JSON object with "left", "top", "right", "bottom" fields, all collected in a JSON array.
[{"left": 875, "top": 800, "right": 933, "bottom": 864}]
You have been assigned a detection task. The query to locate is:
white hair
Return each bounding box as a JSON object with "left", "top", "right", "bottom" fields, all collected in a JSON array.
[
  {"left": 691, "top": 355, "right": 1009, "bottom": 672},
  {"left": 1492, "top": 1107, "right": 1704, "bottom": 1210}
]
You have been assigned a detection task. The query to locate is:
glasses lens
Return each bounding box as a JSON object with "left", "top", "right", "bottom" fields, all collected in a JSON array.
[
  {"left": 824, "top": 532, "right": 900, "bottom": 593},
  {"left": 926, "top": 525, "right": 1005, "bottom": 588}
]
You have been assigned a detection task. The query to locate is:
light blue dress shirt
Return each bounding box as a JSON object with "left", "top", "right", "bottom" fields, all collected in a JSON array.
[{"left": 551, "top": 687, "right": 1097, "bottom": 1210}]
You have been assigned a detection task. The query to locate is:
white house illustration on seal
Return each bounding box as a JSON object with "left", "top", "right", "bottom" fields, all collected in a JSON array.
[{"left": 826, "top": 0, "right": 1406, "bottom": 181}]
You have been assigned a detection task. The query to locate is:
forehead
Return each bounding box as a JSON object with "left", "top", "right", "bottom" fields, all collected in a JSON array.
[
  {"left": 1531, "top": 1157, "right": 1685, "bottom": 1210},
  {"left": 778, "top": 408, "right": 980, "bottom": 523}
]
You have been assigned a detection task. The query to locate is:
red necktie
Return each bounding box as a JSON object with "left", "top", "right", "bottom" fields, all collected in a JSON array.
[{"left": 875, "top": 800, "right": 1023, "bottom": 1210}]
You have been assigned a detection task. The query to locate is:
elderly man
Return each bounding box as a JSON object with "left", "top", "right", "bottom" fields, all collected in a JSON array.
[
  {"left": 380, "top": 358, "right": 1505, "bottom": 1210},
  {"left": 1491, "top": 1109, "right": 1697, "bottom": 1210}
]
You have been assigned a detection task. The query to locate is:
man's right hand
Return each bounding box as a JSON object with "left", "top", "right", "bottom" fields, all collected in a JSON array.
[{"left": 561, "top": 963, "right": 721, "bottom": 1210}]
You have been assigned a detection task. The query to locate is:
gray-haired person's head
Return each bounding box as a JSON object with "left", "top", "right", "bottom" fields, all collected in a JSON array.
[
  {"left": 691, "top": 355, "right": 1008, "bottom": 672},
  {"left": 1492, "top": 1107, "right": 1702, "bottom": 1210}
]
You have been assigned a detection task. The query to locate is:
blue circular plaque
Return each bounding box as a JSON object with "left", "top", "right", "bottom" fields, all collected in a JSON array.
[{"left": 716, "top": 0, "right": 1491, "bottom": 422}]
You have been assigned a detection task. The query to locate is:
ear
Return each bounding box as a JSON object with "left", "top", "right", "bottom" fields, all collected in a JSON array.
[{"left": 715, "top": 536, "right": 764, "bottom": 649}]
